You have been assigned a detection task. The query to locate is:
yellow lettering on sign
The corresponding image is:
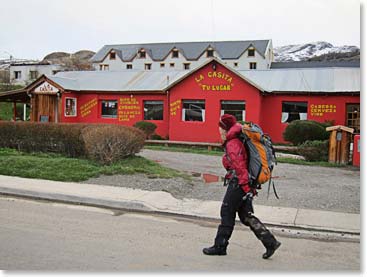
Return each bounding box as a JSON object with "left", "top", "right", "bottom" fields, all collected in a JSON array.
[
  {"left": 80, "top": 98, "right": 98, "bottom": 118},
  {"left": 310, "top": 103, "right": 337, "bottom": 117},
  {"left": 170, "top": 99, "right": 181, "bottom": 116},
  {"left": 118, "top": 97, "right": 141, "bottom": 121}
]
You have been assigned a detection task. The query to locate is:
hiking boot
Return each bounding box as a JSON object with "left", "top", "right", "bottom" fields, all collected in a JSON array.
[
  {"left": 203, "top": 245, "right": 227, "bottom": 256},
  {"left": 262, "top": 241, "right": 281, "bottom": 259}
]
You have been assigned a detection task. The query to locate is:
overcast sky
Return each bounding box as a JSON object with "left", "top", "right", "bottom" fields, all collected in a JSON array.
[{"left": 0, "top": 0, "right": 361, "bottom": 60}]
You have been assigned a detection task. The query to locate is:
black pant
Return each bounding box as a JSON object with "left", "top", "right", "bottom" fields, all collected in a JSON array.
[{"left": 214, "top": 179, "right": 276, "bottom": 248}]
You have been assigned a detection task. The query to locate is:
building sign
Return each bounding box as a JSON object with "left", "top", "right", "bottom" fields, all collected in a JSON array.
[
  {"left": 118, "top": 97, "right": 141, "bottom": 121},
  {"left": 170, "top": 100, "right": 181, "bottom": 116},
  {"left": 80, "top": 98, "right": 98, "bottom": 117},
  {"left": 195, "top": 71, "right": 234, "bottom": 91},
  {"left": 310, "top": 104, "right": 337, "bottom": 117},
  {"left": 34, "top": 81, "right": 59, "bottom": 94}
]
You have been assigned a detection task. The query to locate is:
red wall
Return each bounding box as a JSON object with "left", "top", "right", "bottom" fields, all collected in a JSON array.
[
  {"left": 168, "top": 62, "right": 262, "bottom": 142},
  {"left": 261, "top": 94, "right": 360, "bottom": 143},
  {"left": 56, "top": 62, "right": 360, "bottom": 144},
  {"left": 60, "top": 92, "right": 169, "bottom": 138}
]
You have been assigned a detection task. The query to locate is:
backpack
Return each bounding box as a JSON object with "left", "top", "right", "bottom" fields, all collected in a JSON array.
[{"left": 239, "top": 122, "right": 279, "bottom": 199}]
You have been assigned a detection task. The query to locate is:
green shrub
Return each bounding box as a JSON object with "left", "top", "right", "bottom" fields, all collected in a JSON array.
[
  {"left": 0, "top": 122, "right": 145, "bottom": 164},
  {"left": 82, "top": 125, "right": 145, "bottom": 165},
  {"left": 133, "top": 121, "right": 157, "bottom": 139},
  {"left": 150, "top": 134, "right": 163, "bottom": 140},
  {"left": 283, "top": 120, "right": 330, "bottom": 145},
  {"left": 298, "top": 140, "right": 329, "bottom": 162},
  {"left": 0, "top": 122, "right": 87, "bottom": 157}
]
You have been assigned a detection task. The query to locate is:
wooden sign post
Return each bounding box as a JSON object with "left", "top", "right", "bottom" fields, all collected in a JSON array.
[{"left": 326, "top": 125, "right": 354, "bottom": 165}]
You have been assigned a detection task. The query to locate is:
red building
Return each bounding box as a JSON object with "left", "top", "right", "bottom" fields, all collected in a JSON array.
[{"left": 0, "top": 59, "right": 360, "bottom": 144}]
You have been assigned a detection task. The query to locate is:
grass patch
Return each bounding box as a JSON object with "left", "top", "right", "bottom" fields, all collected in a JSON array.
[
  {"left": 144, "top": 145, "right": 348, "bottom": 167},
  {"left": 0, "top": 148, "right": 186, "bottom": 182},
  {"left": 144, "top": 145, "right": 224, "bottom": 156}
]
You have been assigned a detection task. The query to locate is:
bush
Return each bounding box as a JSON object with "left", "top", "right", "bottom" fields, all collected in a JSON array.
[
  {"left": 150, "top": 134, "right": 163, "bottom": 140},
  {"left": 0, "top": 122, "right": 87, "bottom": 157},
  {"left": 82, "top": 125, "right": 145, "bottom": 165},
  {"left": 0, "top": 122, "right": 145, "bottom": 164},
  {"left": 283, "top": 120, "right": 330, "bottom": 145},
  {"left": 298, "top": 140, "right": 329, "bottom": 162},
  {"left": 133, "top": 121, "right": 157, "bottom": 139}
]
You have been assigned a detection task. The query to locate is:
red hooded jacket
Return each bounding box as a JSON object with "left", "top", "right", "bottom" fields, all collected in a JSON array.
[{"left": 222, "top": 123, "right": 251, "bottom": 193}]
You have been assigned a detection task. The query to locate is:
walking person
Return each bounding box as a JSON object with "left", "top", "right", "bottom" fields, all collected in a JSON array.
[{"left": 203, "top": 114, "right": 281, "bottom": 259}]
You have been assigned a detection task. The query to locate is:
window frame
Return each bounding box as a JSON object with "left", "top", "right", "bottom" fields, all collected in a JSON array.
[
  {"left": 281, "top": 101, "right": 308, "bottom": 123},
  {"left": 183, "top": 63, "right": 190, "bottom": 70},
  {"left": 30, "top": 70, "right": 38, "bottom": 80},
  {"left": 64, "top": 97, "right": 77, "bottom": 117},
  {"left": 220, "top": 100, "right": 246, "bottom": 122},
  {"left": 144, "top": 63, "right": 152, "bottom": 70},
  {"left": 172, "top": 49, "right": 179, "bottom": 58},
  {"left": 14, "top": 71, "right": 21, "bottom": 79},
  {"left": 109, "top": 52, "right": 116, "bottom": 60},
  {"left": 248, "top": 48, "right": 255, "bottom": 57},
  {"left": 249, "top": 62, "right": 257, "bottom": 69},
  {"left": 182, "top": 100, "right": 206, "bottom": 122},
  {"left": 126, "top": 64, "right": 133, "bottom": 69},
  {"left": 207, "top": 49, "right": 214, "bottom": 57},
  {"left": 143, "top": 100, "right": 164, "bottom": 121},
  {"left": 346, "top": 103, "right": 360, "bottom": 133},
  {"left": 138, "top": 49, "right": 146, "bottom": 59},
  {"left": 101, "top": 100, "right": 118, "bottom": 119}
]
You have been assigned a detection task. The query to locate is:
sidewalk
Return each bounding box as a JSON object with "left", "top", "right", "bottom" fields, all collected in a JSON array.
[{"left": 0, "top": 175, "right": 360, "bottom": 235}]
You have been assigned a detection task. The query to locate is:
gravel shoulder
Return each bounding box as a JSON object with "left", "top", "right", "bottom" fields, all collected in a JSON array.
[{"left": 81, "top": 149, "right": 360, "bottom": 214}]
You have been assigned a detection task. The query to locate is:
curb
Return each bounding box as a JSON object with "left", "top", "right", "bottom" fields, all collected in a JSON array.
[{"left": 0, "top": 187, "right": 360, "bottom": 240}]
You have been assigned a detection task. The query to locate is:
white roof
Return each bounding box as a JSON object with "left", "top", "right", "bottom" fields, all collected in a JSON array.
[
  {"left": 48, "top": 66, "right": 360, "bottom": 93},
  {"left": 238, "top": 67, "right": 360, "bottom": 93}
]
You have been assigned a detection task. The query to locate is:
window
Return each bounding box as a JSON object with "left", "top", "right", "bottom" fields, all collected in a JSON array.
[
  {"left": 221, "top": 101, "right": 246, "bottom": 121},
  {"left": 101, "top": 100, "right": 117, "bottom": 118},
  {"left": 160, "top": 63, "right": 165, "bottom": 68},
  {"left": 248, "top": 48, "right": 255, "bottom": 57},
  {"left": 145, "top": 63, "right": 152, "bottom": 70},
  {"left": 99, "top": 64, "right": 109, "bottom": 71},
  {"left": 138, "top": 50, "right": 146, "bottom": 58},
  {"left": 65, "top": 98, "right": 77, "bottom": 116},
  {"left": 126, "top": 64, "right": 133, "bottom": 69},
  {"left": 52, "top": 70, "right": 59, "bottom": 75},
  {"left": 109, "top": 52, "right": 116, "bottom": 60},
  {"left": 249, "top": 62, "right": 257, "bottom": 69},
  {"left": 144, "top": 101, "right": 163, "bottom": 120},
  {"left": 172, "top": 49, "right": 179, "bottom": 58},
  {"left": 30, "top": 70, "right": 38, "bottom": 79},
  {"left": 170, "top": 63, "right": 175, "bottom": 68},
  {"left": 234, "top": 62, "right": 239, "bottom": 67},
  {"left": 14, "top": 71, "right": 21, "bottom": 79},
  {"left": 183, "top": 63, "right": 190, "bottom": 70},
  {"left": 207, "top": 49, "right": 214, "bottom": 57},
  {"left": 281, "top": 102, "right": 308, "bottom": 123},
  {"left": 346, "top": 104, "right": 360, "bottom": 133},
  {"left": 182, "top": 100, "right": 205, "bottom": 122}
]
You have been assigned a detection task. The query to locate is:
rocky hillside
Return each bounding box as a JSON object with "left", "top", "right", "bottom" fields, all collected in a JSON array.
[
  {"left": 42, "top": 50, "right": 95, "bottom": 70},
  {"left": 274, "top": 41, "right": 360, "bottom": 62}
]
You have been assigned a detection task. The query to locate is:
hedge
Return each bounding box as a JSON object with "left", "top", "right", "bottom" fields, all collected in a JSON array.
[
  {"left": 283, "top": 120, "right": 331, "bottom": 145},
  {"left": 0, "top": 122, "right": 145, "bottom": 164}
]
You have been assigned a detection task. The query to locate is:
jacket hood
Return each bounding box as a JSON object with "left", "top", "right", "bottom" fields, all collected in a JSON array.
[{"left": 226, "top": 123, "right": 242, "bottom": 141}]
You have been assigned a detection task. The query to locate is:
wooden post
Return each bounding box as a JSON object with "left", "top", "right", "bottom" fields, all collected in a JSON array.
[
  {"left": 13, "top": 102, "right": 17, "bottom": 121},
  {"left": 326, "top": 125, "right": 354, "bottom": 165}
]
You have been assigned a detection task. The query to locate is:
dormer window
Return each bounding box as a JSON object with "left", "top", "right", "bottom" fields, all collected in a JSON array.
[
  {"left": 172, "top": 49, "right": 179, "bottom": 58},
  {"left": 109, "top": 51, "right": 116, "bottom": 60},
  {"left": 248, "top": 48, "right": 255, "bottom": 57},
  {"left": 207, "top": 48, "right": 214, "bottom": 57},
  {"left": 138, "top": 49, "right": 146, "bottom": 58}
]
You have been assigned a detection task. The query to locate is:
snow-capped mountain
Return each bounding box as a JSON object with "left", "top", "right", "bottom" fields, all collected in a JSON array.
[{"left": 273, "top": 41, "right": 359, "bottom": 62}]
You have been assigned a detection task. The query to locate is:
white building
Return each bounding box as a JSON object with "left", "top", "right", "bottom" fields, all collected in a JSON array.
[
  {"left": 10, "top": 62, "right": 65, "bottom": 86},
  {"left": 91, "top": 40, "right": 274, "bottom": 71}
]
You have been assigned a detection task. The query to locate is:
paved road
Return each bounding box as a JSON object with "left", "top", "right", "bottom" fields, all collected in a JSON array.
[
  {"left": 0, "top": 197, "right": 359, "bottom": 271},
  {"left": 137, "top": 149, "right": 360, "bottom": 213}
]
